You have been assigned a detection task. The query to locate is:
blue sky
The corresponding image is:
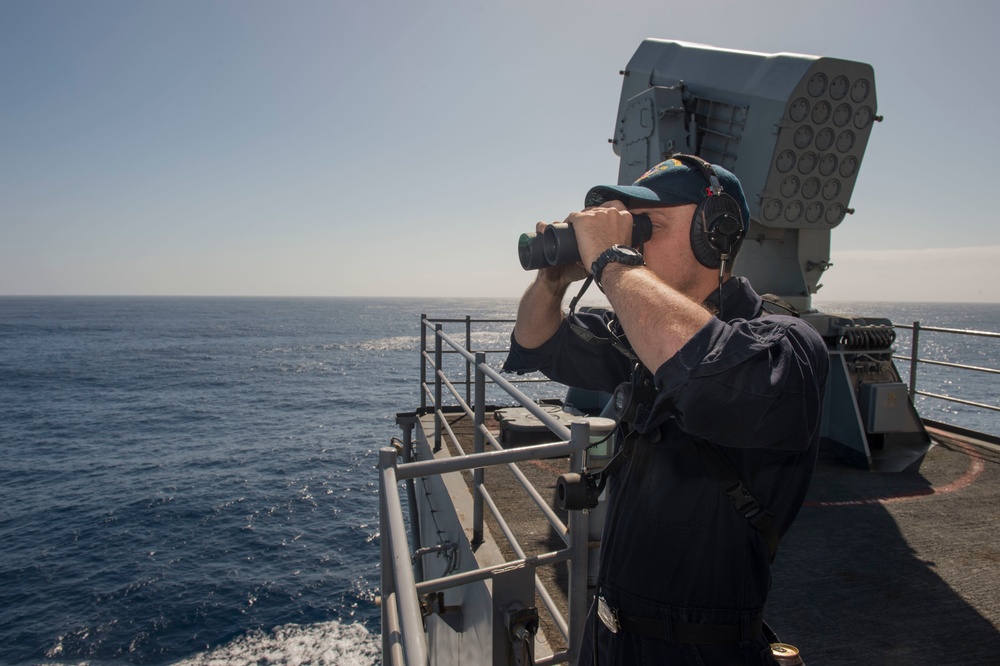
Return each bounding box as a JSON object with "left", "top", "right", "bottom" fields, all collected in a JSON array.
[{"left": 2, "top": 0, "right": 998, "bottom": 302}]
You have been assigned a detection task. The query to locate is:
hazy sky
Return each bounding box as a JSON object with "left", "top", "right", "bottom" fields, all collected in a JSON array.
[{"left": 2, "top": 0, "right": 998, "bottom": 302}]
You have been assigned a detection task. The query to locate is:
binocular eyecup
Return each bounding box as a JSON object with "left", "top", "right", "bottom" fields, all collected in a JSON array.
[{"left": 518, "top": 214, "right": 652, "bottom": 271}]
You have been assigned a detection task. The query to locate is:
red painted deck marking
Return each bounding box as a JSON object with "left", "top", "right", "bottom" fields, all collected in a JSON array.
[{"left": 804, "top": 441, "right": 985, "bottom": 508}]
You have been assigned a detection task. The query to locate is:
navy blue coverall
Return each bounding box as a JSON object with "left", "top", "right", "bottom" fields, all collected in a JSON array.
[{"left": 503, "top": 277, "right": 829, "bottom": 665}]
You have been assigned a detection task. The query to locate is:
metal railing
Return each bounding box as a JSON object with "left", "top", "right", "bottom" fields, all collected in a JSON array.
[
  {"left": 380, "top": 315, "right": 596, "bottom": 665},
  {"left": 894, "top": 321, "right": 1000, "bottom": 416},
  {"left": 418, "top": 315, "right": 549, "bottom": 411}
]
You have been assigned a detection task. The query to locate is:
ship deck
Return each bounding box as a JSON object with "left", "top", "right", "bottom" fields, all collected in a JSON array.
[{"left": 429, "top": 410, "right": 1000, "bottom": 665}]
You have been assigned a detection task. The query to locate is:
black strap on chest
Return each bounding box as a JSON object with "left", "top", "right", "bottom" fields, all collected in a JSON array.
[
  {"left": 759, "top": 293, "right": 800, "bottom": 318},
  {"left": 686, "top": 291, "right": 792, "bottom": 562},
  {"left": 693, "top": 437, "right": 780, "bottom": 562}
]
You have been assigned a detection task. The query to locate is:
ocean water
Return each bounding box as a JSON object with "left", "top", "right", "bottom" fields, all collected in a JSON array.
[
  {"left": 0, "top": 296, "right": 996, "bottom": 665},
  {"left": 0, "top": 297, "right": 520, "bottom": 666}
]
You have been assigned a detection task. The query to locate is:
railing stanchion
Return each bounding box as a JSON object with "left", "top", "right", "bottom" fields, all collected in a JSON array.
[
  {"left": 434, "top": 323, "right": 443, "bottom": 452},
  {"left": 420, "top": 314, "right": 428, "bottom": 412},
  {"left": 567, "top": 420, "right": 592, "bottom": 663},
  {"left": 909, "top": 320, "right": 921, "bottom": 400},
  {"left": 473, "top": 351, "right": 486, "bottom": 546},
  {"left": 399, "top": 418, "right": 422, "bottom": 578},
  {"left": 465, "top": 315, "right": 473, "bottom": 405}
]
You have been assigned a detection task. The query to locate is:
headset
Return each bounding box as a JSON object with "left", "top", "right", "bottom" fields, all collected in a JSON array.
[{"left": 669, "top": 153, "right": 746, "bottom": 271}]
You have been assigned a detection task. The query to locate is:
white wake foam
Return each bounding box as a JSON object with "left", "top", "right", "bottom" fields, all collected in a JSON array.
[{"left": 173, "top": 620, "right": 380, "bottom": 666}]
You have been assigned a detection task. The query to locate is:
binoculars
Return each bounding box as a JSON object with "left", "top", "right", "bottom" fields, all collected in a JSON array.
[{"left": 518, "top": 214, "right": 652, "bottom": 270}]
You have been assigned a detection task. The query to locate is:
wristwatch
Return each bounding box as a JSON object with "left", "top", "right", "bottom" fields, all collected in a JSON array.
[{"left": 591, "top": 245, "right": 645, "bottom": 289}]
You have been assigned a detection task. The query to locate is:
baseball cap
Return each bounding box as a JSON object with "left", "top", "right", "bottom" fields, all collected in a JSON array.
[{"left": 584, "top": 156, "right": 751, "bottom": 230}]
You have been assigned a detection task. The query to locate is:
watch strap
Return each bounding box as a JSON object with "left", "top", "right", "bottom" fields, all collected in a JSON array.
[{"left": 592, "top": 245, "right": 645, "bottom": 289}]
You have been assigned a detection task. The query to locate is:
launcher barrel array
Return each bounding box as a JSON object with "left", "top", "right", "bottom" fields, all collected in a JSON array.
[{"left": 611, "top": 39, "right": 878, "bottom": 312}]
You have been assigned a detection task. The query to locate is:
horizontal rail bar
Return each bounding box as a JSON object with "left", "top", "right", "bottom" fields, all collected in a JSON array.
[
  {"left": 419, "top": 372, "right": 551, "bottom": 389},
  {"left": 894, "top": 323, "right": 1000, "bottom": 338},
  {"left": 534, "top": 650, "right": 572, "bottom": 666},
  {"left": 915, "top": 391, "right": 1000, "bottom": 413},
  {"left": 894, "top": 355, "right": 1000, "bottom": 376},
  {"left": 396, "top": 438, "right": 578, "bottom": 481},
  {"left": 425, "top": 348, "right": 501, "bottom": 356},
  {"left": 414, "top": 548, "right": 572, "bottom": 596},
  {"left": 505, "top": 377, "right": 559, "bottom": 384},
  {"left": 423, "top": 317, "right": 516, "bottom": 324}
]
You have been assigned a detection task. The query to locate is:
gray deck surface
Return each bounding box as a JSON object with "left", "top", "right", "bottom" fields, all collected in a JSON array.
[
  {"left": 769, "top": 427, "right": 1000, "bottom": 665},
  {"left": 436, "top": 411, "right": 1000, "bottom": 665}
]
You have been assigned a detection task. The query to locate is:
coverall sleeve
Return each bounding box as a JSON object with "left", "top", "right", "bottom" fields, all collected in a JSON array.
[
  {"left": 502, "top": 309, "right": 634, "bottom": 394},
  {"left": 646, "top": 315, "right": 829, "bottom": 451}
]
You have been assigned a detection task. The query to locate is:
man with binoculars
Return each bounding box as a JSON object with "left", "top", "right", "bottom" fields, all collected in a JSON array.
[{"left": 503, "top": 155, "right": 829, "bottom": 665}]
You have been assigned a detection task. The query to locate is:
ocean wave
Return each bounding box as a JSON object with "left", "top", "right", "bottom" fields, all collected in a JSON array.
[
  {"left": 172, "top": 619, "right": 380, "bottom": 666},
  {"left": 349, "top": 336, "right": 419, "bottom": 352}
]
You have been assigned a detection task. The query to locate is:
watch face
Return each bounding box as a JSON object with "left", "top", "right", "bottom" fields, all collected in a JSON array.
[{"left": 612, "top": 245, "right": 642, "bottom": 260}]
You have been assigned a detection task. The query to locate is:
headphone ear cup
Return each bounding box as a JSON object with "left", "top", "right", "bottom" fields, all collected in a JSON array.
[
  {"left": 690, "top": 194, "right": 745, "bottom": 268},
  {"left": 690, "top": 201, "right": 720, "bottom": 268}
]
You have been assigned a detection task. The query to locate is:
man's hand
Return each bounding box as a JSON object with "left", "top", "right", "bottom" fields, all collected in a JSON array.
[
  {"left": 513, "top": 201, "right": 642, "bottom": 351},
  {"left": 564, "top": 200, "right": 635, "bottom": 270}
]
